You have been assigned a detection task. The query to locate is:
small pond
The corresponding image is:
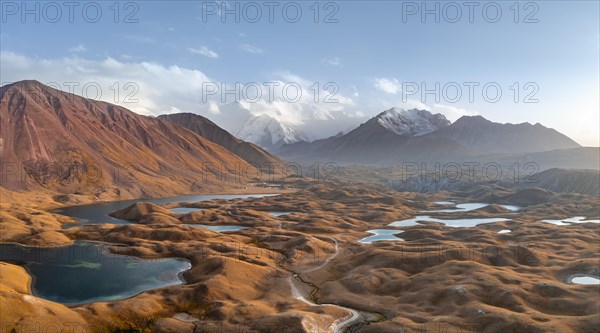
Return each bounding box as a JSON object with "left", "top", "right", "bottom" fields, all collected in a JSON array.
[
  {"left": 569, "top": 275, "right": 600, "bottom": 285},
  {"left": 542, "top": 217, "right": 600, "bottom": 226},
  {"left": 358, "top": 229, "right": 404, "bottom": 244},
  {"left": 426, "top": 202, "right": 521, "bottom": 213},
  {"left": 268, "top": 212, "right": 294, "bottom": 217},
  {"left": 389, "top": 216, "right": 509, "bottom": 228}
]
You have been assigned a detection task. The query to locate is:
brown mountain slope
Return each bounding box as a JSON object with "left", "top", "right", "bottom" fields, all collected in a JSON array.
[
  {"left": 0, "top": 80, "right": 258, "bottom": 198},
  {"left": 158, "top": 112, "right": 281, "bottom": 167}
]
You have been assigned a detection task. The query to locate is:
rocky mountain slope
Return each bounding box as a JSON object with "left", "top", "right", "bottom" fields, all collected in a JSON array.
[
  {"left": 0, "top": 81, "right": 269, "bottom": 199},
  {"left": 158, "top": 112, "right": 281, "bottom": 167}
]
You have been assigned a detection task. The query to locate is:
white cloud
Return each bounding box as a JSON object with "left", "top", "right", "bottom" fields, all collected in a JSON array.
[
  {"left": 430, "top": 104, "right": 478, "bottom": 122},
  {"left": 374, "top": 77, "right": 402, "bottom": 94},
  {"left": 168, "top": 106, "right": 183, "bottom": 114},
  {"left": 2, "top": 51, "right": 489, "bottom": 142},
  {"left": 188, "top": 46, "right": 219, "bottom": 59},
  {"left": 68, "top": 44, "right": 87, "bottom": 53},
  {"left": 323, "top": 57, "right": 342, "bottom": 67},
  {"left": 0, "top": 51, "right": 211, "bottom": 116},
  {"left": 0, "top": 52, "right": 363, "bottom": 140},
  {"left": 208, "top": 100, "right": 221, "bottom": 114},
  {"left": 239, "top": 44, "right": 264, "bottom": 54}
]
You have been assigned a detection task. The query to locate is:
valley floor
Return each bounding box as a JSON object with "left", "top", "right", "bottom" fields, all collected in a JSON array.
[{"left": 1, "top": 178, "right": 599, "bottom": 333}]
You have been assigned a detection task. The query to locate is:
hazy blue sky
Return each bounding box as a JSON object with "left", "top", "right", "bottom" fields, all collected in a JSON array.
[{"left": 1, "top": 1, "right": 598, "bottom": 145}]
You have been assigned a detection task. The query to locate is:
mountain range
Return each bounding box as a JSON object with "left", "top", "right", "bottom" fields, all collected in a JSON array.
[
  {"left": 1, "top": 80, "right": 597, "bottom": 198},
  {"left": 0, "top": 81, "right": 280, "bottom": 198},
  {"left": 428, "top": 115, "right": 580, "bottom": 153},
  {"left": 277, "top": 107, "right": 588, "bottom": 166}
]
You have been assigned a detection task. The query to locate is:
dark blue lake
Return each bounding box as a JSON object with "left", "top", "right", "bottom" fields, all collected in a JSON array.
[{"left": 0, "top": 241, "right": 190, "bottom": 305}]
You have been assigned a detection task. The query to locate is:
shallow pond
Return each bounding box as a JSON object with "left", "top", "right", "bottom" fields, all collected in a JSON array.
[
  {"left": 542, "top": 217, "right": 600, "bottom": 226},
  {"left": 389, "top": 215, "right": 509, "bottom": 228},
  {"left": 268, "top": 212, "right": 294, "bottom": 216},
  {"left": 358, "top": 229, "right": 404, "bottom": 244},
  {"left": 0, "top": 241, "right": 190, "bottom": 305},
  {"left": 426, "top": 202, "right": 521, "bottom": 213},
  {"left": 569, "top": 275, "right": 600, "bottom": 285}
]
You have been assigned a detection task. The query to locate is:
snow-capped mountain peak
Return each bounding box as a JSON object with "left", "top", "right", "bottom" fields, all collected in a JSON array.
[
  {"left": 236, "top": 114, "right": 307, "bottom": 151},
  {"left": 376, "top": 108, "right": 450, "bottom": 136}
]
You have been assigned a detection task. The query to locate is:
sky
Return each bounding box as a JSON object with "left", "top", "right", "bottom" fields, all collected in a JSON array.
[{"left": 1, "top": 0, "right": 599, "bottom": 145}]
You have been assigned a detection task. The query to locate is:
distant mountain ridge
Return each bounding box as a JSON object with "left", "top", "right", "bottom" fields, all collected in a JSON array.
[
  {"left": 428, "top": 115, "right": 580, "bottom": 153},
  {"left": 277, "top": 108, "right": 464, "bottom": 163},
  {"left": 277, "top": 108, "right": 588, "bottom": 166}
]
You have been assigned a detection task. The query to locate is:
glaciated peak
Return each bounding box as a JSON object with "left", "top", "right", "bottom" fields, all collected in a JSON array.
[
  {"left": 236, "top": 114, "right": 306, "bottom": 150},
  {"left": 377, "top": 108, "right": 450, "bottom": 136}
]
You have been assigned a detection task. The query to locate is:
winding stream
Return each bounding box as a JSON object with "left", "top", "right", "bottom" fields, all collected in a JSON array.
[{"left": 277, "top": 236, "right": 379, "bottom": 332}]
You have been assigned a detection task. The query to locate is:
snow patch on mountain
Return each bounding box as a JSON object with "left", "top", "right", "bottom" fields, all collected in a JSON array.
[
  {"left": 377, "top": 108, "right": 450, "bottom": 136},
  {"left": 236, "top": 114, "right": 307, "bottom": 150}
]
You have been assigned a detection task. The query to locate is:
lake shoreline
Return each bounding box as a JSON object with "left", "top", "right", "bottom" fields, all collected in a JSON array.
[{"left": 0, "top": 186, "right": 293, "bottom": 247}]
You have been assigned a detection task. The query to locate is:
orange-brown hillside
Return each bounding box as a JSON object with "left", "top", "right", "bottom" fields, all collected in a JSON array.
[{"left": 0, "top": 80, "right": 282, "bottom": 199}]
